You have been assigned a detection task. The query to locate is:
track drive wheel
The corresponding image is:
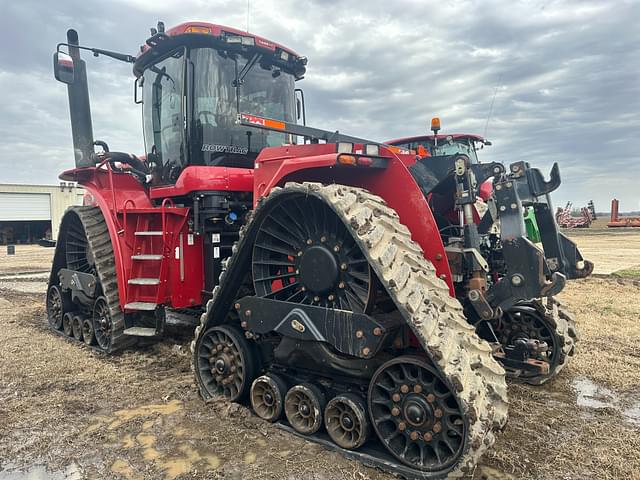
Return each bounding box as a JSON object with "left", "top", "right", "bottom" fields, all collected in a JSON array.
[
  {"left": 62, "top": 312, "right": 74, "bottom": 337},
  {"left": 285, "top": 384, "right": 326, "bottom": 435},
  {"left": 368, "top": 356, "right": 466, "bottom": 474},
  {"left": 195, "top": 325, "right": 258, "bottom": 401},
  {"left": 82, "top": 318, "right": 96, "bottom": 346},
  {"left": 325, "top": 393, "right": 370, "bottom": 450},
  {"left": 47, "top": 285, "right": 68, "bottom": 330},
  {"left": 250, "top": 374, "right": 287, "bottom": 422}
]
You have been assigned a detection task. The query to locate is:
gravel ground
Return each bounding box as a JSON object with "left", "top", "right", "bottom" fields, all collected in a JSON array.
[{"left": 0, "top": 233, "right": 638, "bottom": 480}]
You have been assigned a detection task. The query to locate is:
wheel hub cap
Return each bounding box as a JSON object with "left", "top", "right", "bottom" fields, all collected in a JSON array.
[
  {"left": 299, "top": 246, "right": 339, "bottom": 294},
  {"left": 403, "top": 395, "right": 433, "bottom": 428}
]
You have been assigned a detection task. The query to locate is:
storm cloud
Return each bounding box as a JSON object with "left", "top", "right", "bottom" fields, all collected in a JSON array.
[{"left": 1, "top": 0, "right": 638, "bottom": 211}]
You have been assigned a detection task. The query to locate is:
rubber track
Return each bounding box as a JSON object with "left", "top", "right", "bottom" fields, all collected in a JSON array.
[
  {"left": 191, "top": 183, "right": 508, "bottom": 477},
  {"left": 69, "top": 206, "right": 136, "bottom": 353},
  {"left": 519, "top": 298, "right": 576, "bottom": 385}
]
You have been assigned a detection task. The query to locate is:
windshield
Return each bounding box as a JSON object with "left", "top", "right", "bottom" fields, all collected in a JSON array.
[
  {"left": 190, "top": 47, "right": 296, "bottom": 168},
  {"left": 431, "top": 140, "right": 478, "bottom": 162},
  {"left": 395, "top": 138, "right": 479, "bottom": 163}
]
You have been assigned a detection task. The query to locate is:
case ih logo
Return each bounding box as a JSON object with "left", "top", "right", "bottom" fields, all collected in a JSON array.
[{"left": 256, "top": 38, "right": 275, "bottom": 49}]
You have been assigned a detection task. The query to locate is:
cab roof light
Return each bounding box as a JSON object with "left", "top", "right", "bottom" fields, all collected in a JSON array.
[
  {"left": 365, "top": 144, "right": 379, "bottom": 156},
  {"left": 242, "top": 36, "right": 255, "bottom": 47},
  {"left": 356, "top": 157, "right": 373, "bottom": 166},
  {"left": 337, "top": 142, "right": 354, "bottom": 153},
  {"left": 279, "top": 50, "right": 290, "bottom": 62},
  {"left": 225, "top": 35, "right": 243, "bottom": 44},
  {"left": 185, "top": 26, "right": 211, "bottom": 34}
]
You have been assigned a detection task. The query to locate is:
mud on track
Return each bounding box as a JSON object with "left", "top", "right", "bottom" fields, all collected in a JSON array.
[{"left": 1, "top": 244, "right": 639, "bottom": 479}]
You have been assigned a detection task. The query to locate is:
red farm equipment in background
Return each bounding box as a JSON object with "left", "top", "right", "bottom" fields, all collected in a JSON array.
[
  {"left": 608, "top": 198, "right": 640, "bottom": 228},
  {"left": 47, "top": 21, "right": 592, "bottom": 477}
]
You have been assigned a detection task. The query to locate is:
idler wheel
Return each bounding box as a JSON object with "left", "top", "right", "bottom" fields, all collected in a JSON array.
[
  {"left": 62, "top": 312, "right": 74, "bottom": 337},
  {"left": 71, "top": 315, "right": 84, "bottom": 341},
  {"left": 195, "top": 324, "right": 258, "bottom": 401},
  {"left": 368, "top": 356, "right": 466, "bottom": 473},
  {"left": 82, "top": 318, "right": 96, "bottom": 346},
  {"left": 324, "top": 393, "right": 370, "bottom": 449},
  {"left": 285, "top": 384, "right": 326, "bottom": 435},
  {"left": 46, "top": 285, "right": 66, "bottom": 330},
  {"left": 251, "top": 374, "right": 287, "bottom": 422},
  {"left": 92, "top": 296, "right": 113, "bottom": 351}
]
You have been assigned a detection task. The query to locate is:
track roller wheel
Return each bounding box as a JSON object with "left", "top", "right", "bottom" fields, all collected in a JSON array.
[
  {"left": 62, "top": 312, "right": 74, "bottom": 337},
  {"left": 285, "top": 384, "right": 326, "bottom": 435},
  {"left": 324, "top": 393, "right": 370, "bottom": 450},
  {"left": 93, "top": 296, "right": 114, "bottom": 351},
  {"left": 71, "top": 316, "right": 84, "bottom": 341},
  {"left": 46, "top": 285, "right": 68, "bottom": 330},
  {"left": 82, "top": 318, "right": 96, "bottom": 346},
  {"left": 368, "top": 356, "right": 466, "bottom": 473},
  {"left": 250, "top": 374, "right": 287, "bottom": 422},
  {"left": 195, "top": 325, "right": 258, "bottom": 401}
]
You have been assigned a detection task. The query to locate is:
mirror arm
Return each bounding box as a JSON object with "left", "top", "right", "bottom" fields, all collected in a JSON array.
[{"left": 57, "top": 42, "right": 135, "bottom": 64}]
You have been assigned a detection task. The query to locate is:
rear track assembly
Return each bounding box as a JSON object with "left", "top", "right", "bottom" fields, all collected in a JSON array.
[{"left": 192, "top": 183, "right": 508, "bottom": 478}]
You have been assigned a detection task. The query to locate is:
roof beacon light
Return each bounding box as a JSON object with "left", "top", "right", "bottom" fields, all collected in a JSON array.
[
  {"left": 338, "top": 155, "right": 357, "bottom": 166},
  {"left": 431, "top": 117, "right": 441, "bottom": 134}
]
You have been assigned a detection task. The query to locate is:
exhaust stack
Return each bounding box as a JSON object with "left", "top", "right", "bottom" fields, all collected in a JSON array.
[{"left": 65, "top": 29, "right": 95, "bottom": 168}]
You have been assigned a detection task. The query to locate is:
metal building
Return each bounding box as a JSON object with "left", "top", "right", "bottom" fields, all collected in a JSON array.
[{"left": 0, "top": 183, "right": 84, "bottom": 244}]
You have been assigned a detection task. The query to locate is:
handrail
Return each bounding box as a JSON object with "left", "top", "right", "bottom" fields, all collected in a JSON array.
[
  {"left": 160, "top": 198, "right": 175, "bottom": 256},
  {"left": 122, "top": 199, "right": 136, "bottom": 239}
]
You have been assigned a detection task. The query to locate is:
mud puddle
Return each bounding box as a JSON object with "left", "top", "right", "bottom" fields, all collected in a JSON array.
[
  {"left": 573, "top": 377, "right": 640, "bottom": 426},
  {"left": 0, "top": 464, "right": 81, "bottom": 480}
]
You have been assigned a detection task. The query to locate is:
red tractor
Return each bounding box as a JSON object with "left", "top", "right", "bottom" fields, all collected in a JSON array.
[{"left": 47, "top": 21, "right": 592, "bottom": 478}]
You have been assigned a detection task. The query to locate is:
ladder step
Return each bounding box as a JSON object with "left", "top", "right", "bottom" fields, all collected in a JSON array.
[
  {"left": 124, "top": 301, "right": 157, "bottom": 311},
  {"left": 135, "top": 231, "right": 163, "bottom": 236},
  {"left": 131, "top": 254, "right": 163, "bottom": 261},
  {"left": 123, "top": 327, "right": 158, "bottom": 337},
  {"left": 128, "top": 278, "right": 161, "bottom": 285}
]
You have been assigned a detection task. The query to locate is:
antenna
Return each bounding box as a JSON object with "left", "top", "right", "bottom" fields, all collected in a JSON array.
[
  {"left": 246, "top": 0, "right": 250, "bottom": 32},
  {"left": 483, "top": 74, "right": 502, "bottom": 138}
]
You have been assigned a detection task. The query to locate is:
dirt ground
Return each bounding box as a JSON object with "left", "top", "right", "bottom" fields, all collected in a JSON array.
[{"left": 0, "top": 232, "right": 639, "bottom": 480}]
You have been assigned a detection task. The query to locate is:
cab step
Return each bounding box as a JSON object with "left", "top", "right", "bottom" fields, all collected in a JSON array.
[
  {"left": 131, "top": 254, "right": 163, "bottom": 261},
  {"left": 123, "top": 327, "right": 158, "bottom": 337},
  {"left": 124, "top": 301, "right": 157, "bottom": 311},
  {"left": 128, "top": 278, "right": 161, "bottom": 285}
]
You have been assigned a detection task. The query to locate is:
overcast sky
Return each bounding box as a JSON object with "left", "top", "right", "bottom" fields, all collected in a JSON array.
[{"left": 1, "top": 0, "right": 638, "bottom": 211}]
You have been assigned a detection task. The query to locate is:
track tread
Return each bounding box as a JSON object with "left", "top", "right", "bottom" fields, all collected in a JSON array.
[
  {"left": 62, "top": 206, "right": 135, "bottom": 353},
  {"left": 191, "top": 183, "right": 508, "bottom": 477}
]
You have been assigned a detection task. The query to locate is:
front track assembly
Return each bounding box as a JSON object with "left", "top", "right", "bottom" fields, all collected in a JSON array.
[
  {"left": 46, "top": 206, "right": 135, "bottom": 353},
  {"left": 192, "top": 183, "right": 508, "bottom": 478}
]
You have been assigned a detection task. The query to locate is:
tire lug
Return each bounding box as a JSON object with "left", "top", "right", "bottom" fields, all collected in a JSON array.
[
  {"left": 398, "top": 422, "right": 406, "bottom": 431},
  {"left": 413, "top": 384, "right": 423, "bottom": 394},
  {"left": 423, "top": 432, "right": 433, "bottom": 442},
  {"left": 391, "top": 407, "right": 400, "bottom": 417},
  {"left": 427, "top": 393, "right": 436, "bottom": 403},
  {"left": 392, "top": 393, "right": 401, "bottom": 403},
  {"left": 410, "top": 431, "right": 419, "bottom": 441},
  {"left": 434, "top": 408, "right": 443, "bottom": 418},
  {"left": 400, "top": 384, "right": 409, "bottom": 394},
  {"left": 433, "top": 422, "right": 442, "bottom": 433}
]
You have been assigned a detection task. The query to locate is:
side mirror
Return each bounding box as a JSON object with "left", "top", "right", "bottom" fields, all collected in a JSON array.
[{"left": 53, "top": 51, "right": 75, "bottom": 84}]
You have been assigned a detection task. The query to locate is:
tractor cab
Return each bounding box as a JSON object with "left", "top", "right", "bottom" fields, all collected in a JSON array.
[{"left": 133, "top": 23, "right": 307, "bottom": 184}]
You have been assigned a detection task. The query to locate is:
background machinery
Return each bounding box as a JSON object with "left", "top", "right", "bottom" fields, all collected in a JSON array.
[{"left": 48, "top": 21, "right": 591, "bottom": 478}]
